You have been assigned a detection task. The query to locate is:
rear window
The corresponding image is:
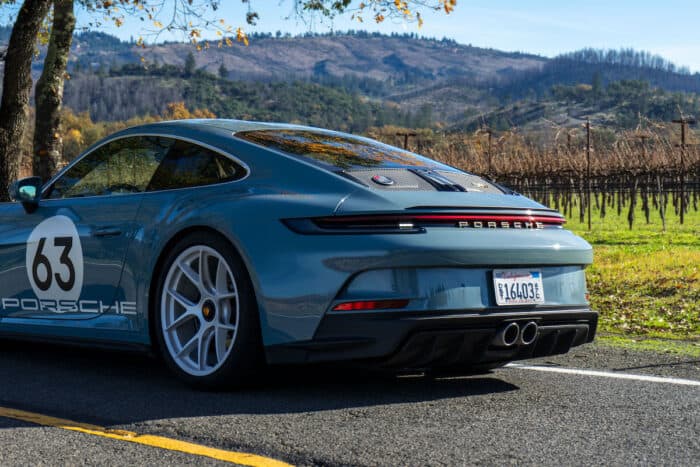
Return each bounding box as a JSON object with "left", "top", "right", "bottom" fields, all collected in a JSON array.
[
  {"left": 147, "top": 139, "right": 245, "bottom": 191},
  {"left": 235, "top": 129, "right": 453, "bottom": 171}
]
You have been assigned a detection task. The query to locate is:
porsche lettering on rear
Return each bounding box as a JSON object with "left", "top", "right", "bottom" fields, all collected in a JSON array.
[{"left": 457, "top": 220, "right": 545, "bottom": 229}]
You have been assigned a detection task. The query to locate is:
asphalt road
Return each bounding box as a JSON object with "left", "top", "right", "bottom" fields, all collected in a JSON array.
[{"left": 0, "top": 339, "right": 697, "bottom": 466}]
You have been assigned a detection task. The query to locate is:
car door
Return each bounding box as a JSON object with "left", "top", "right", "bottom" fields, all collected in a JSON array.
[{"left": 0, "top": 136, "right": 171, "bottom": 320}]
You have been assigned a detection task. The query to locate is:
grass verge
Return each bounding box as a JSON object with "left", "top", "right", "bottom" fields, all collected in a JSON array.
[
  {"left": 597, "top": 334, "right": 700, "bottom": 358},
  {"left": 565, "top": 201, "right": 699, "bottom": 346}
]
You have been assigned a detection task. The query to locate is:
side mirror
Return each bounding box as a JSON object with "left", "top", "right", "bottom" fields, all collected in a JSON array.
[{"left": 11, "top": 176, "right": 42, "bottom": 212}]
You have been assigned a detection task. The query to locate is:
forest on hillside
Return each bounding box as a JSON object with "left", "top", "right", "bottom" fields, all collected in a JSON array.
[
  {"left": 494, "top": 49, "right": 700, "bottom": 101},
  {"left": 2, "top": 29, "right": 700, "bottom": 133},
  {"left": 58, "top": 58, "right": 700, "bottom": 134},
  {"left": 63, "top": 63, "right": 433, "bottom": 130}
]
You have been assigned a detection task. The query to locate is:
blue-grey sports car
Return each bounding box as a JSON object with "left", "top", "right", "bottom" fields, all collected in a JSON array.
[{"left": 2, "top": 119, "right": 597, "bottom": 388}]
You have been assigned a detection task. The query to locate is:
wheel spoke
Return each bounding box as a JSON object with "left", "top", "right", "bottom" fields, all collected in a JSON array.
[
  {"left": 167, "top": 288, "right": 196, "bottom": 309},
  {"left": 198, "top": 327, "right": 215, "bottom": 370},
  {"left": 176, "top": 332, "right": 200, "bottom": 359},
  {"left": 214, "top": 326, "right": 230, "bottom": 361},
  {"left": 199, "top": 250, "right": 215, "bottom": 294},
  {"left": 215, "top": 259, "right": 228, "bottom": 295},
  {"left": 166, "top": 309, "right": 197, "bottom": 332},
  {"left": 178, "top": 261, "right": 200, "bottom": 289}
]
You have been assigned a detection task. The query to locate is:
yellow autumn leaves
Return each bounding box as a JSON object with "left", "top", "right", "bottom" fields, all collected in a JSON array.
[
  {"left": 94, "top": 1, "right": 456, "bottom": 52},
  {"left": 163, "top": 102, "right": 216, "bottom": 120},
  {"left": 57, "top": 102, "right": 217, "bottom": 163},
  {"left": 353, "top": 0, "right": 454, "bottom": 26},
  {"left": 441, "top": 0, "right": 457, "bottom": 14}
]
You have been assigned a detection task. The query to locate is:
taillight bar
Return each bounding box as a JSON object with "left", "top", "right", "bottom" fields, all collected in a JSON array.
[
  {"left": 283, "top": 212, "right": 565, "bottom": 234},
  {"left": 319, "top": 214, "right": 566, "bottom": 226}
]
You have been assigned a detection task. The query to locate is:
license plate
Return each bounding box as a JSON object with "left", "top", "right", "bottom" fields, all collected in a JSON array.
[{"left": 493, "top": 269, "right": 545, "bottom": 306}]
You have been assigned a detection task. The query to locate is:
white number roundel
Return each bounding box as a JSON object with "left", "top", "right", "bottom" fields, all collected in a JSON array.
[{"left": 26, "top": 215, "right": 84, "bottom": 302}]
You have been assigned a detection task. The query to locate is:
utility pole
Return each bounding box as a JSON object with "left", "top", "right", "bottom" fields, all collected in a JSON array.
[
  {"left": 672, "top": 116, "right": 696, "bottom": 225},
  {"left": 481, "top": 126, "right": 494, "bottom": 177},
  {"left": 585, "top": 119, "right": 592, "bottom": 231},
  {"left": 395, "top": 131, "right": 417, "bottom": 150}
]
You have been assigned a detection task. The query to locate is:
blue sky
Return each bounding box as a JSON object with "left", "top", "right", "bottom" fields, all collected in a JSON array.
[{"left": 18, "top": 0, "right": 700, "bottom": 71}]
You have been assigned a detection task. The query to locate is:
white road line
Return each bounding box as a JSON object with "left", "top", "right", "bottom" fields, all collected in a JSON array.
[{"left": 506, "top": 363, "right": 700, "bottom": 387}]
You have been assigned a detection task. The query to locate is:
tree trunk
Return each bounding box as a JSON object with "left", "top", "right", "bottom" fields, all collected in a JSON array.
[
  {"left": 34, "top": 0, "right": 75, "bottom": 182},
  {"left": 0, "top": 0, "right": 52, "bottom": 201}
]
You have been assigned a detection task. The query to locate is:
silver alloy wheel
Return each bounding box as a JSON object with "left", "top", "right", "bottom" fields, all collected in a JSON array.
[{"left": 161, "top": 245, "right": 239, "bottom": 376}]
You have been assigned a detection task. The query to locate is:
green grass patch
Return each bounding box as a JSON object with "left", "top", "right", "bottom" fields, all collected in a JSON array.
[
  {"left": 585, "top": 246, "right": 699, "bottom": 337},
  {"left": 598, "top": 334, "right": 700, "bottom": 358},
  {"left": 563, "top": 201, "right": 699, "bottom": 341},
  {"left": 566, "top": 197, "right": 700, "bottom": 250}
]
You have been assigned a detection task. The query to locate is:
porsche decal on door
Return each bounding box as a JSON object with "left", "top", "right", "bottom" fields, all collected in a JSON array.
[{"left": 0, "top": 215, "right": 136, "bottom": 316}]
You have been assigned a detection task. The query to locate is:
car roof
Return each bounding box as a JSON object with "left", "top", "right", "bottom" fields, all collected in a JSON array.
[{"left": 115, "top": 119, "right": 327, "bottom": 137}]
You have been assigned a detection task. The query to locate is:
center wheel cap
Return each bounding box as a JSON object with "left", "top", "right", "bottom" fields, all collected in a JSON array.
[{"left": 202, "top": 300, "right": 216, "bottom": 322}]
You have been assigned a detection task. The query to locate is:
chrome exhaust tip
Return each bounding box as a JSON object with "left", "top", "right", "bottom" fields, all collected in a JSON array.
[
  {"left": 519, "top": 321, "right": 539, "bottom": 346},
  {"left": 493, "top": 322, "right": 520, "bottom": 347}
]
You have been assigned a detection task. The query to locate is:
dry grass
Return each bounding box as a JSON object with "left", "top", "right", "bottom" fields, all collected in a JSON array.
[
  {"left": 370, "top": 125, "right": 700, "bottom": 231},
  {"left": 369, "top": 124, "right": 700, "bottom": 177}
]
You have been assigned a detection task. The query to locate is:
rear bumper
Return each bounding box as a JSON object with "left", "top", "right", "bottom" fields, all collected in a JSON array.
[{"left": 265, "top": 307, "right": 598, "bottom": 369}]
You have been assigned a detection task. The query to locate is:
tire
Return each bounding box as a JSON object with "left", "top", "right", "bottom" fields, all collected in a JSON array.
[{"left": 153, "top": 232, "right": 263, "bottom": 389}]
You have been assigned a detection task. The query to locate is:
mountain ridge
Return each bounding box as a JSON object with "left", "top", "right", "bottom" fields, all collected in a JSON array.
[{"left": 2, "top": 28, "right": 699, "bottom": 130}]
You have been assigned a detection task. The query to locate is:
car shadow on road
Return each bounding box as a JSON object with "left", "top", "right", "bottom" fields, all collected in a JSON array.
[{"left": 0, "top": 341, "right": 518, "bottom": 427}]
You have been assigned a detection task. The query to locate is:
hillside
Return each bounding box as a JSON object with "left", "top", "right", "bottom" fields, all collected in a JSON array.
[
  {"left": 2, "top": 28, "right": 700, "bottom": 130},
  {"left": 68, "top": 31, "right": 545, "bottom": 84},
  {"left": 62, "top": 67, "right": 427, "bottom": 131},
  {"left": 62, "top": 31, "right": 543, "bottom": 122}
]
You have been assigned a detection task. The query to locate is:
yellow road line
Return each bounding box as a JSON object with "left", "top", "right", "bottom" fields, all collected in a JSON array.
[{"left": 0, "top": 406, "right": 293, "bottom": 467}]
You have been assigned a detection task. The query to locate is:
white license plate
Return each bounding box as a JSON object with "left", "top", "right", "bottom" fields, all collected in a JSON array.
[{"left": 493, "top": 269, "right": 545, "bottom": 306}]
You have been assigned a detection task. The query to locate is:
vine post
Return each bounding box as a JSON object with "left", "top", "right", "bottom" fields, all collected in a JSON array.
[
  {"left": 672, "top": 116, "right": 696, "bottom": 225},
  {"left": 586, "top": 118, "right": 592, "bottom": 231},
  {"left": 395, "top": 131, "right": 417, "bottom": 150}
]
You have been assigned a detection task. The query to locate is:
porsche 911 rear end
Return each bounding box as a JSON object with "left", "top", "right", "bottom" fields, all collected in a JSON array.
[{"left": 234, "top": 127, "right": 596, "bottom": 374}]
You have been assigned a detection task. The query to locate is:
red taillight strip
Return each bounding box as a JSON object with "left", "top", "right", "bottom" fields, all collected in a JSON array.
[
  {"left": 332, "top": 299, "right": 410, "bottom": 311},
  {"left": 318, "top": 214, "right": 566, "bottom": 225},
  {"left": 283, "top": 212, "right": 566, "bottom": 235}
]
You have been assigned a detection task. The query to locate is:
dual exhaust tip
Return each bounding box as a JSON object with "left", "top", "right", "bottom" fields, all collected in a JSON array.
[{"left": 493, "top": 321, "right": 538, "bottom": 347}]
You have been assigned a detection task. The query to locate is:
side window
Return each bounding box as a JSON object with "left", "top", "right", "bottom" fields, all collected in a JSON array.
[
  {"left": 48, "top": 136, "right": 172, "bottom": 199},
  {"left": 147, "top": 140, "right": 246, "bottom": 191}
]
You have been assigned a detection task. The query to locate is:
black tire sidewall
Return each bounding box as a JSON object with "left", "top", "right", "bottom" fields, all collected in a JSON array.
[{"left": 153, "top": 232, "right": 263, "bottom": 389}]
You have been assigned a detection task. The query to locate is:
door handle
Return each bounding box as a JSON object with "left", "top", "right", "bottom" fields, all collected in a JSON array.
[{"left": 93, "top": 227, "right": 122, "bottom": 237}]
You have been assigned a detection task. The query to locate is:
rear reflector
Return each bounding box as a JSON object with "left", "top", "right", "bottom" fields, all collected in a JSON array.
[{"left": 332, "top": 299, "right": 410, "bottom": 311}]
